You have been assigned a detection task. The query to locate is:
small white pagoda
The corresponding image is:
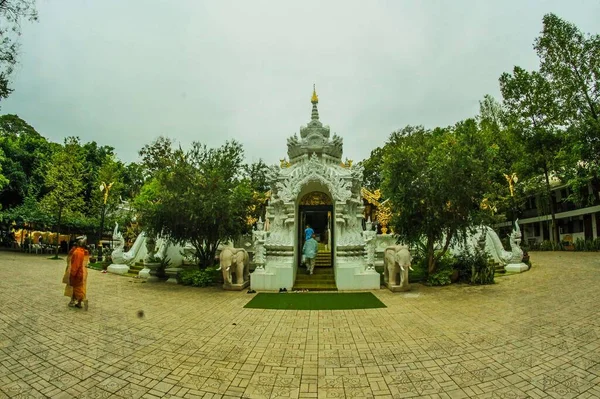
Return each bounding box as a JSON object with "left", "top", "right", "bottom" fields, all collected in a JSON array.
[{"left": 250, "top": 87, "right": 380, "bottom": 291}]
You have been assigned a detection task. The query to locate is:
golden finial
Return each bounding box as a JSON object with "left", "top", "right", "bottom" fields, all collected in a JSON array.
[{"left": 311, "top": 84, "right": 318, "bottom": 104}]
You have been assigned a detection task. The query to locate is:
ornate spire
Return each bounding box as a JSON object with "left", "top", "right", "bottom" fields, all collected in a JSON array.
[{"left": 311, "top": 84, "right": 319, "bottom": 120}]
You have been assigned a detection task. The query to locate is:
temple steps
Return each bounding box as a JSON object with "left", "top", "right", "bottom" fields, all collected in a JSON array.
[
  {"left": 124, "top": 264, "right": 143, "bottom": 278},
  {"left": 314, "top": 251, "right": 332, "bottom": 268},
  {"left": 293, "top": 256, "right": 336, "bottom": 291}
]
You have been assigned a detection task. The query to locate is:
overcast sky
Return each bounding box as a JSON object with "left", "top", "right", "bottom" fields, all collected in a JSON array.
[{"left": 2, "top": 0, "right": 599, "bottom": 166}]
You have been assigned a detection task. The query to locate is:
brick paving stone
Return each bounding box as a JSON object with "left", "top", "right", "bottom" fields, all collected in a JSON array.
[{"left": 1, "top": 251, "right": 600, "bottom": 398}]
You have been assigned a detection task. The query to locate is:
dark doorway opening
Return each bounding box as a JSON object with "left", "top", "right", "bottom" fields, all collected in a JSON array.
[{"left": 298, "top": 204, "right": 333, "bottom": 267}]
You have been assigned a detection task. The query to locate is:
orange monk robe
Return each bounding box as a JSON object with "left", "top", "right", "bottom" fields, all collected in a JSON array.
[{"left": 69, "top": 247, "right": 89, "bottom": 301}]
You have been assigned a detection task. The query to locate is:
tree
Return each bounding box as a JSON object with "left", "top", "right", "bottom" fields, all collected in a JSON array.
[
  {"left": 357, "top": 146, "right": 384, "bottom": 190},
  {"left": 382, "top": 121, "right": 493, "bottom": 275},
  {"left": 243, "top": 159, "right": 271, "bottom": 225},
  {"left": 134, "top": 140, "right": 254, "bottom": 268},
  {"left": 90, "top": 154, "right": 126, "bottom": 247},
  {"left": 80, "top": 141, "right": 115, "bottom": 211},
  {"left": 40, "top": 137, "right": 85, "bottom": 257},
  {"left": 477, "top": 95, "right": 525, "bottom": 222},
  {"left": 0, "top": 0, "right": 38, "bottom": 103},
  {"left": 534, "top": 14, "right": 600, "bottom": 204},
  {"left": 122, "top": 162, "right": 145, "bottom": 200},
  {"left": 0, "top": 114, "right": 55, "bottom": 208},
  {"left": 500, "top": 67, "right": 564, "bottom": 242},
  {"left": 5, "top": 195, "right": 51, "bottom": 234},
  {"left": 138, "top": 135, "right": 175, "bottom": 178},
  {"left": 243, "top": 159, "right": 270, "bottom": 193},
  {"left": 535, "top": 14, "right": 599, "bottom": 150}
]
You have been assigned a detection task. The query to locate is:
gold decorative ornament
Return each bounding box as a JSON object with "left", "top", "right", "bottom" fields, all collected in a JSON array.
[
  {"left": 376, "top": 200, "right": 393, "bottom": 235},
  {"left": 99, "top": 181, "right": 114, "bottom": 204},
  {"left": 311, "top": 84, "right": 318, "bottom": 104},
  {"left": 299, "top": 191, "right": 332, "bottom": 205},
  {"left": 280, "top": 158, "right": 291, "bottom": 168},
  {"left": 504, "top": 173, "right": 518, "bottom": 197},
  {"left": 361, "top": 187, "right": 381, "bottom": 206}
]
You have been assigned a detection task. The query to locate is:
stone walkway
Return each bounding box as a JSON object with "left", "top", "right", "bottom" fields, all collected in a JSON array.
[{"left": 1, "top": 251, "right": 600, "bottom": 398}]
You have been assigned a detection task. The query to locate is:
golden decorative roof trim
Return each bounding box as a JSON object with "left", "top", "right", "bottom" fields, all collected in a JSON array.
[{"left": 361, "top": 187, "right": 382, "bottom": 206}]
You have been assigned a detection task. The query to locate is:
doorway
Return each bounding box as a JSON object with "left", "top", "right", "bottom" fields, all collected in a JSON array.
[{"left": 298, "top": 204, "right": 333, "bottom": 268}]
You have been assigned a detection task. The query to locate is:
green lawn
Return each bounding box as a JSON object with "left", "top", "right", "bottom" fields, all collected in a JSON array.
[{"left": 244, "top": 292, "right": 386, "bottom": 310}]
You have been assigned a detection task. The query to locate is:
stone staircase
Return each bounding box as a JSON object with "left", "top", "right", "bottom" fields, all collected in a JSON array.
[
  {"left": 126, "top": 262, "right": 144, "bottom": 278},
  {"left": 293, "top": 249, "right": 337, "bottom": 291}
]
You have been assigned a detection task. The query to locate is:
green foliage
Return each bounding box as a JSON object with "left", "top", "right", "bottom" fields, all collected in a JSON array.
[
  {"left": 500, "top": 66, "right": 564, "bottom": 242},
  {"left": 426, "top": 269, "right": 453, "bottom": 286},
  {"left": 534, "top": 14, "right": 600, "bottom": 172},
  {"left": 41, "top": 137, "right": 85, "bottom": 214},
  {"left": 424, "top": 253, "right": 455, "bottom": 286},
  {"left": 133, "top": 139, "right": 255, "bottom": 268},
  {"left": 122, "top": 162, "right": 145, "bottom": 199},
  {"left": 40, "top": 137, "right": 85, "bottom": 257},
  {"left": 0, "top": 115, "right": 54, "bottom": 207},
  {"left": 80, "top": 141, "right": 115, "bottom": 211},
  {"left": 477, "top": 95, "right": 525, "bottom": 222},
  {"left": 0, "top": 0, "right": 38, "bottom": 102},
  {"left": 570, "top": 238, "right": 600, "bottom": 251},
  {"left": 4, "top": 196, "right": 51, "bottom": 228},
  {"left": 243, "top": 160, "right": 270, "bottom": 193},
  {"left": 455, "top": 250, "right": 494, "bottom": 285},
  {"left": 382, "top": 121, "right": 493, "bottom": 275},
  {"left": 179, "top": 267, "right": 219, "bottom": 287},
  {"left": 539, "top": 240, "right": 564, "bottom": 251},
  {"left": 87, "top": 262, "right": 105, "bottom": 271},
  {"left": 407, "top": 256, "right": 427, "bottom": 283},
  {"left": 358, "top": 146, "right": 384, "bottom": 190}
]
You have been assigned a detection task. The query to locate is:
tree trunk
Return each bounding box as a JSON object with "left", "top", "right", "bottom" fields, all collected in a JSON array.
[
  {"left": 54, "top": 207, "right": 62, "bottom": 259},
  {"left": 543, "top": 168, "right": 559, "bottom": 242},
  {"left": 426, "top": 237, "right": 435, "bottom": 275}
]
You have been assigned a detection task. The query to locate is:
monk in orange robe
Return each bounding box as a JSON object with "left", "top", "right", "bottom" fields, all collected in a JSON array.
[{"left": 63, "top": 237, "right": 89, "bottom": 309}]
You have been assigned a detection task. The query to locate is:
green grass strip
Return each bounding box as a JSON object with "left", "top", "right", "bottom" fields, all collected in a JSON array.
[{"left": 244, "top": 292, "right": 386, "bottom": 310}]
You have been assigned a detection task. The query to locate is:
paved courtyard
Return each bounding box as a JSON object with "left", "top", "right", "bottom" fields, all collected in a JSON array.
[{"left": 1, "top": 251, "right": 600, "bottom": 399}]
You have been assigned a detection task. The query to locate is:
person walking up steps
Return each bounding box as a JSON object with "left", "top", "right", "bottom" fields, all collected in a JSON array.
[{"left": 302, "top": 233, "right": 318, "bottom": 275}]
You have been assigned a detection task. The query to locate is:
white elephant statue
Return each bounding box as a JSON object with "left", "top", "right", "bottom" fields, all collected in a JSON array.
[
  {"left": 383, "top": 245, "right": 413, "bottom": 291},
  {"left": 217, "top": 247, "right": 250, "bottom": 286}
]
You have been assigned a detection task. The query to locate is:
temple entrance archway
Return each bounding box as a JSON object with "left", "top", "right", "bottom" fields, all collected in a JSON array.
[{"left": 294, "top": 189, "right": 336, "bottom": 290}]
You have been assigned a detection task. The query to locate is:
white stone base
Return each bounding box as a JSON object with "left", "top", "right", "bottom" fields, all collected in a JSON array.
[
  {"left": 335, "top": 263, "right": 380, "bottom": 290},
  {"left": 505, "top": 263, "right": 529, "bottom": 273},
  {"left": 250, "top": 263, "right": 295, "bottom": 291},
  {"left": 165, "top": 267, "right": 183, "bottom": 284},
  {"left": 107, "top": 264, "right": 130, "bottom": 275},
  {"left": 138, "top": 267, "right": 160, "bottom": 282},
  {"left": 223, "top": 280, "right": 250, "bottom": 291},
  {"left": 385, "top": 282, "right": 410, "bottom": 292}
]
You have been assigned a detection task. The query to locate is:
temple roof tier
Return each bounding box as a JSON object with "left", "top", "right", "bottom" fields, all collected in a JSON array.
[{"left": 287, "top": 86, "right": 343, "bottom": 163}]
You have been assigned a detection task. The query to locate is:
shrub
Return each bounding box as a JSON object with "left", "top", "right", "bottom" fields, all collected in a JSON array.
[
  {"left": 426, "top": 253, "right": 456, "bottom": 286},
  {"left": 539, "top": 240, "right": 564, "bottom": 251},
  {"left": 455, "top": 250, "right": 494, "bottom": 285},
  {"left": 408, "top": 256, "right": 428, "bottom": 283},
  {"left": 571, "top": 238, "right": 600, "bottom": 251},
  {"left": 180, "top": 267, "right": 219, "bottom": 287},
  {"left": 426, "top": 269, "right": 453, "bottom": 286}
]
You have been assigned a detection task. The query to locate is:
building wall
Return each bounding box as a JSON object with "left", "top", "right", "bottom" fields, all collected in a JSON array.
[{"left": 509, "top": 179, "right": 600, "bottom": 244}]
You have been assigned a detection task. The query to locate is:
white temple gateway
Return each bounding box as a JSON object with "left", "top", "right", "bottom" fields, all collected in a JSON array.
[{"left": 250, "top": 87, "right": 381, "bottom": 291}]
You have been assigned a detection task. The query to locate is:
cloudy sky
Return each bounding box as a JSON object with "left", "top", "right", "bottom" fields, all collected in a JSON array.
[{"left": 2, "top": 0, "right": 599, "bottom": 166}]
